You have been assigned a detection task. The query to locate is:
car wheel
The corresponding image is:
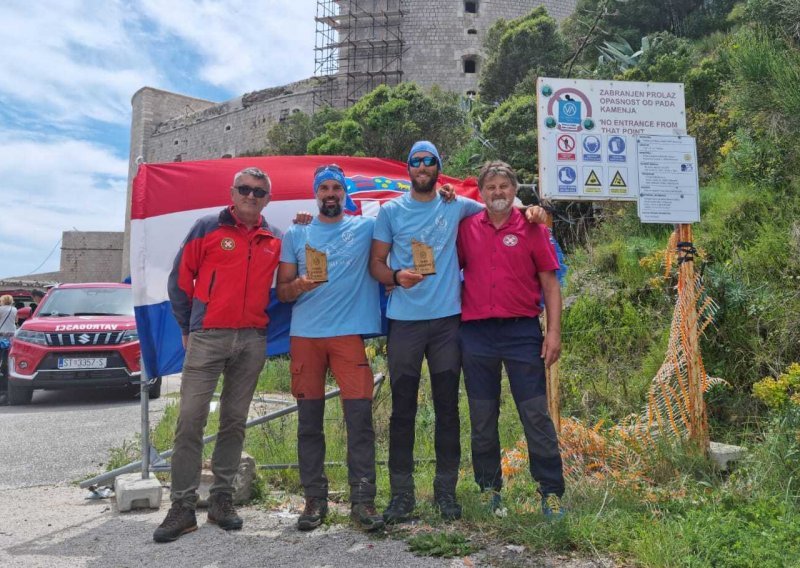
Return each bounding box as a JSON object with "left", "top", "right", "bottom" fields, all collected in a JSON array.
[
  {"left": 125, "top": 384, "right": 141, "bottom": 399},
  {"left": 148, "top": 376, "right": 162, "bottom": 400},
  {"left": 8, "top": 383, "right": 33, "bottom": 405}
]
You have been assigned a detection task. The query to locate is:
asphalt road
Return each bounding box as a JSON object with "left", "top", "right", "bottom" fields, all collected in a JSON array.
[{"left": 0, "top": 375, "right": 181, "bottom": 490}]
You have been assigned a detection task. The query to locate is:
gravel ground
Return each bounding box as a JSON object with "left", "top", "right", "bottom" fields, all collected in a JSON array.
[{"left": 0, "top": 485, "right": 453, "bottom": 568}]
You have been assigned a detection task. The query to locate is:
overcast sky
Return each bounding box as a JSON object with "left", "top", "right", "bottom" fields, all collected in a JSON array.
[{"left": 0, "top": 0, "right": 317, "bottom": 279}]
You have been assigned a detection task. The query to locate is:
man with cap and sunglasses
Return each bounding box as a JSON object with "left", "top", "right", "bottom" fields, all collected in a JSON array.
[
  {"left": 155, "top": 167, "right": 281, "bottom": 543},
  {"left": 369, "top": 141, "right": 547, "bottom": 523},
  {"left": 277, "top": 164, "right": 385, "bottom": 532}
]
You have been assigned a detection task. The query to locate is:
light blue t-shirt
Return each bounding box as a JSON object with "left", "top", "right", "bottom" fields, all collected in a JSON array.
[
  {"left": 373, "top": 194, "right": 484, "bottom": 320},
  {"left": 280, "top": 215, "right": 381, "bottom": 338}
]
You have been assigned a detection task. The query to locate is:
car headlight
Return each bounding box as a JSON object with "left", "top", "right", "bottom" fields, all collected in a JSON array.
[
  {"left": 15, "top": 329, "right": 48, "bottom": 346},
  {"left": 120, "top": 329, "right": 139, "bottom": 343}
]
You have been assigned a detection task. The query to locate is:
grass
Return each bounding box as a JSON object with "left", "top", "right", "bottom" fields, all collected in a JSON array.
[{"left": 407, "top": 531, "right": 479, "bottom": 558}]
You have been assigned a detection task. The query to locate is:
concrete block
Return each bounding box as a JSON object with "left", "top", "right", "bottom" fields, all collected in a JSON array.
[
  {"left": 196, "top": 452, "right": 257, "bottom": 508},
  {"left": 710, "top": 441, "right": 747, "bottom": 470},
  {"left": 114, "top": 473, "right": 163, "bottom": 512}
]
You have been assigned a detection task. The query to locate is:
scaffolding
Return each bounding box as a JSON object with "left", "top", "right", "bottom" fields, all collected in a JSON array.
[{"left": 314, "top": 0, "right": 405, "bottom": 110}]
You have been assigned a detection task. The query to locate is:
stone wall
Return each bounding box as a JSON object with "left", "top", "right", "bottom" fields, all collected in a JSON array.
[
  {"left": 58, "top": 232, "right": 124, "bottom": 284},
  {"left": 145, "top": 78, "right": 317, "bottom": 164},
  {"left": 401, "top": 0, "right": 577, "bottom": 96}
]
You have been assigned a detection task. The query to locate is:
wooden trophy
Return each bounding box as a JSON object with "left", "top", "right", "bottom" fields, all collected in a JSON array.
[
  {"left": 305, "top": 243, "right": 328, "bottom": 282},
  {"left": 411, "top": 239, "right": 436, "bottom": 275}
]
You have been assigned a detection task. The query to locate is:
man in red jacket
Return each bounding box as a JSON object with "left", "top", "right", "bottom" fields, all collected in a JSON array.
[{"left": 154, "top": 166, "right": 281, "bottom": 543}]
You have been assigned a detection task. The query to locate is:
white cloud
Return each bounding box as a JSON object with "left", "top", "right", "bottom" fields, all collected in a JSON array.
[
  {"left": 0, "top": 1, "right": 161, "bottom": 125},
  {"left": 139, "top": 0, "right": 317, "bottom": 92},
  {"left": 0, "top": 0, "right": 318, "bottom": 278},
  {"left": 0, "top": 133, "right": 128, "bottom": 278}
]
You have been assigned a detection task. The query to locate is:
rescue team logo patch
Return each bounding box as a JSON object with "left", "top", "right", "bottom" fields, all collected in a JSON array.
[
  {"left": 221, "top": 237, "right": 236, "bottom": 251},
  {"left": 503, "top": 235, "right": 519, "bottom": 247}
]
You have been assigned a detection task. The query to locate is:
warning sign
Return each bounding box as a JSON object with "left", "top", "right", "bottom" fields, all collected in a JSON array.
[
  {"left": 585, "top": 170, "right": 602, "bottom": 186},
  {"left": 582, "top": 167, "right": 604, "bottom": 195},
  {"left": 557, "top": 134, "right": 576, "bottom": 161},
  {"left": 609, "top": 169, "right": 629, "bottom": 196},
  {"left": 537, "top": 77, "right": 687, "bottom": 201}
]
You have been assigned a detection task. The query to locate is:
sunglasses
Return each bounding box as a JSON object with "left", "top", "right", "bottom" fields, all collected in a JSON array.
[
  {"left": 236, "top": 185, "right": 269, "bottom": 198},
  {"left": 314, "top": 164, "right": 344, "bottom": 175},
  {"left": 409, "top": 156, "right": 438, "bottom": 168}
]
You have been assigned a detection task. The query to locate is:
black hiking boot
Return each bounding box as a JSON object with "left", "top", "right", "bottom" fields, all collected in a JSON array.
[
  {"left": 207, "top": 492, "right": 243, "bottom": 530},
  {"left": 297, "top": 497, "right": 328, "bottom": 531},
  {"left": 153, "top": 501, "right": 197, "bottom": 543},
  {"left": 434, "top": 492, "right": 462, "bottom": 521},
  {"left": 382, "top": 492, "right": 416, "bottom": 524}
]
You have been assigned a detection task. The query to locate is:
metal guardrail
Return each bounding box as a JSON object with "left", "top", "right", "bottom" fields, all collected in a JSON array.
[{"left": 79, "top": 372, "right": 385, "bottom": 489}]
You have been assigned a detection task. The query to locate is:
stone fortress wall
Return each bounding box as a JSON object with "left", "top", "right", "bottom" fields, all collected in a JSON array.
[{"left": 130, "top": 0, "right": 577, "bottom": 167}]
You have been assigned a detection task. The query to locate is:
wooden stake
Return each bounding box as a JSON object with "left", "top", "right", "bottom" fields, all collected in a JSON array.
[
  {"left": 677, "top": 224, "right": 709, "bottom": 452},
  {"left": 543, "top": 210, "right": 561, "bottom": 434}
]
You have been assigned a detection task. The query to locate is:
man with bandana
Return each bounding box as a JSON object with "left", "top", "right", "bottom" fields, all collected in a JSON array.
[
  {"left": 458, "top": 161, "right": 565, "bottom": 518},
  {"left": 277, "top": 164, "right": 385, "bottom": 532},
  {"left": 369, "top": 141, "right": 546, "bottom": 523}
]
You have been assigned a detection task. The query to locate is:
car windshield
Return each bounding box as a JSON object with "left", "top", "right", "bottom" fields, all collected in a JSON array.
[{"left": 38, "top": 288, "right": 134, "bottom": 317}]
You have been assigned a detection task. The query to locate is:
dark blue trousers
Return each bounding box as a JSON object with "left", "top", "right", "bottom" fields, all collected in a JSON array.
[{"left": 460, "top": 317, "right": 564, "bottom": 496}]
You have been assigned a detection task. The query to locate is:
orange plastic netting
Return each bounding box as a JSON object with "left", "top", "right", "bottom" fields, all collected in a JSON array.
[{"left": 502, "top": 229, "right": 724, "bottom": 485}]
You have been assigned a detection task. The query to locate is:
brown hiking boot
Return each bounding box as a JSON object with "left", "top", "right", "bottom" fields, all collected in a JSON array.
[
  {"left": 207, "top": 492, "right": 243, "bottom": 530},
  {"left": 153, "top": 501, "right": 197, "bottom": 543},
  {"left": 350, "top": 502, "right": 385, "bottom": 532},
  {"left": 297, "top": 497, "right": 328, "bottom": 531}
]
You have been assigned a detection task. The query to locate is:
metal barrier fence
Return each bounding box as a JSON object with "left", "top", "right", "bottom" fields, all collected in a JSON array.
[{"left": 79, "top": 369, "right": 385, "bottom": 489}]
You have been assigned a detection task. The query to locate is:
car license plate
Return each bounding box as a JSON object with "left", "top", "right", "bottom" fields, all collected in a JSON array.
[{"left": 57, "top": 357, "right": 108, "bottom": 370}]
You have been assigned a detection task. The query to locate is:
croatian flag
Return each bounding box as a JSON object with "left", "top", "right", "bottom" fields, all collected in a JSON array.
[{"left": 130, "top": 156, "right": 477, "bottom": 378}]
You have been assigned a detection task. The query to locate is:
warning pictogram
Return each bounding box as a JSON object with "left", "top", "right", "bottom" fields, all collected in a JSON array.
[
  {"left": 609, "top": 169, "right": 629, "bottom": 195},
  {"left": 585, "top": 170, "right": 602, "bottom": 186},
  {"left": 557, "top": 134, "right": 576, "bottom": 161},
  {"left": 582, "top": 167, "right": 604, "bottom": 195}
]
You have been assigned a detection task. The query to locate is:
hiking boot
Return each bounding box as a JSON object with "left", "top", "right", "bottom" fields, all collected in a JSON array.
[
  {"left": 350, "top": 502, "right": 385, "bottom": 532},
  {"left": 207, "top": 492, "right": 243, "bottom": 530},
  {"left": 382, "top": 492, "right": 415, "bottom": 524},
  {"left": 434, "top": 492, "right": 462, "bottom": 521},
  {"left": 541, "top": 493, "right": 565, "bottom": 519},
  {"left": 153, "top": 501, "right": 197, "bottom": 543},
  {"left": 297, "top": 497, "right": 328, "bottom": 531},
  {"left": 483, "top": 490, "right": 507, "bottom": 517}
]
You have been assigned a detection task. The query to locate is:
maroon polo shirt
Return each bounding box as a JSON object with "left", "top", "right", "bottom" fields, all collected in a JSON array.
[{"left": 457, "top": 208, "right": 559, "bottom": 322}]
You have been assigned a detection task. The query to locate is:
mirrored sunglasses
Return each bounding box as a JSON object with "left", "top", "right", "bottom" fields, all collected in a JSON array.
[{"left": 409, "top": 156, "right": 438, "bottom": 168}]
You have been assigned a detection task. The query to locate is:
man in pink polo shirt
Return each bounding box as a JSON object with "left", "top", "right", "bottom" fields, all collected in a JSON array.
[{"left": 457, "top": 160, "right": 565, "bottom": 518}]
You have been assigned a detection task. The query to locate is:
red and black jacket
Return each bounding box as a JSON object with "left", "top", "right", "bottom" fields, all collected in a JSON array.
[{"left": 168, "top": 207, "right": 282, "bottom": 334}]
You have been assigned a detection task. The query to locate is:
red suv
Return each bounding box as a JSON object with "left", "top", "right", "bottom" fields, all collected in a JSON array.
[{"left": 7, "top": 283, "right": 160, "bottom": 405}]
